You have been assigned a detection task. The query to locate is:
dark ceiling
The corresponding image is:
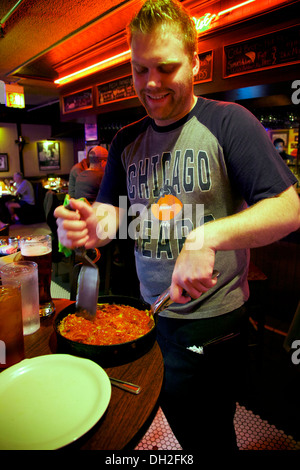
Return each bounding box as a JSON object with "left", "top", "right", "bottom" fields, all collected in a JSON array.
[{"left": 0, "top": 0, "right": 141, "bottom": 108}]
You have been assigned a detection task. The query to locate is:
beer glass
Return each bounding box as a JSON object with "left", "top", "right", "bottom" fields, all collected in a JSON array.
[
  {"left": 0, "top": 261, "right": 40, "bottom": 335},
  {"left": 0, "top": 279, "right": 25, "bottom": 369},
  {"left": 20, "top": 235, "right": 55, "bottom": 317}
]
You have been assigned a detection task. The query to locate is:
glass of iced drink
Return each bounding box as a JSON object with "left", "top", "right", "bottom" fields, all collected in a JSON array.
[
  {"left": 20, "top": 235, "right": 55, "bottom": 317},
  {"left": 0, "top": 261, "right": 40, "bottom": 335},
  {"left": 0, "top": 279, "right": 24, "bottom": 369}
]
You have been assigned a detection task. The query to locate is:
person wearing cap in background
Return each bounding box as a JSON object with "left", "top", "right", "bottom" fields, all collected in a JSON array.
[
  {"left": 68, "top": 151, "right": 90, "bottom": 198},
  {"left": 74, "top": 146, "right": 108, "bottom": 203}
]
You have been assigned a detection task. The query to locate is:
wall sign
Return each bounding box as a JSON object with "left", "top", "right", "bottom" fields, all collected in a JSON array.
[
  {"left": 224, "top": 25, "right": 300, "bottom": 77},
  {"left": 194, "top": 51, "right": 213, "bottom": 83},
  {"left": 6, "top": 91, "right": 25, "bottom": 108},
  {"left": 97, "top": 76, "right": 136, "bottom": 106},
  {"left": 5, "top": 84, "right": 25, "bottom": 108},
  {"left": 85, "top": 123, "right": 98, "bottom": 142},
  {"left": 62, "top": 88, "right": 93, "bottom": 114}
]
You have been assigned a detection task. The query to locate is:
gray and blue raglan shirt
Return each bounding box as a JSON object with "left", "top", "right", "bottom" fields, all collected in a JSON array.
[{"left": 97, "top": 97, "right": 297, "bottom": 319}]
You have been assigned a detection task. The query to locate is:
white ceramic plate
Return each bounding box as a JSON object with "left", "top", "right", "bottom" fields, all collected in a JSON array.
[{"left": 0, "top": 354, "right": 111, "bottom": 450}]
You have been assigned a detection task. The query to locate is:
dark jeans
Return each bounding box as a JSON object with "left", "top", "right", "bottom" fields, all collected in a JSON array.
[{"left": 156, "top": 306, "right": 249, "bottom": 452}]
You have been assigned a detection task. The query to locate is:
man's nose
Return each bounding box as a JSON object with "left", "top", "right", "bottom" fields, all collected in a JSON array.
[{"left": 146, "top": 69, "right": 162, "bottom": 88}]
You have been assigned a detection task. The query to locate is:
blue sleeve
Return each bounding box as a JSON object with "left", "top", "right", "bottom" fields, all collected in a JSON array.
[{"left": 219, "top": 103, "right": 297, "bottom": 206}]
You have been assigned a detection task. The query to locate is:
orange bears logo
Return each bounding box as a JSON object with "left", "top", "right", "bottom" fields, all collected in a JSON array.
[{"left": 151, "top": 186, "right": 183, "bottom": 221}]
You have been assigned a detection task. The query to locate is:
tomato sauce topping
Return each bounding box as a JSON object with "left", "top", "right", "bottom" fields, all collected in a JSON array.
[{"left": 58, "top": 303, "right": 154, "bottom": 345}]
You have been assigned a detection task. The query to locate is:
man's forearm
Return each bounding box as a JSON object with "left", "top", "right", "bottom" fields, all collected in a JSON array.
[{"left": 187, "top": 186, "right": 300, "bottom": 252}]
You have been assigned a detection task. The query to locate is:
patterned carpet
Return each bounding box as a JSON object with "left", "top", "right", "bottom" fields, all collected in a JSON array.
[{"left": 135, "top": 405, "right": 300, "bottom": 451}]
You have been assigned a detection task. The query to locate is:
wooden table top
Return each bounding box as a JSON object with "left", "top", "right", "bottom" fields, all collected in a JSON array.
[{"left": 24, "top": 298, "right": 164, "bottom": 450}]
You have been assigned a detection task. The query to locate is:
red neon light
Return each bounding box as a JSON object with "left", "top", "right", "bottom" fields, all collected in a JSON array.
[
  {"left": 54, "top": 0, "right": 256, "bottom": 85},
  {"left": 218, "top": 0, "right": 256, "bottom": 16}
]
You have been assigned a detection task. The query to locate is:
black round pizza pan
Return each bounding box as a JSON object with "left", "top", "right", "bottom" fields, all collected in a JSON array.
[{"left": 54, "top": 295, "right": 155, "bottom": 367}]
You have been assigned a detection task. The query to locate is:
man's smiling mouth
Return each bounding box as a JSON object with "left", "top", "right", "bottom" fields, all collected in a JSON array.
[{"left": 146, "top": 93, "right": 170, "bottom": 102}]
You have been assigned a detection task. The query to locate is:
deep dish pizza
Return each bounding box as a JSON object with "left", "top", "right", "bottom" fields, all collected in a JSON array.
[{"left": 57, "top": 303, "right": 154, "bottom": 346}]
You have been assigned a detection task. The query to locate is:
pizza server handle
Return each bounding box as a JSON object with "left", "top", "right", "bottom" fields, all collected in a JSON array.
[{"left": 151, "top": 270, "right": 220, "bottom": 316}]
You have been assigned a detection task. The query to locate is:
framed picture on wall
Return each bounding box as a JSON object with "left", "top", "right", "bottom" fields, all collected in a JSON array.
[
  {"left": 0, "top": 153, "right": 9, "bottom": 172},
  {"left": 62, "top": 88, "right": 93, "bottom": 114},
  {"left": 37, "top": 141, "right": 60, "bottom": 171}
]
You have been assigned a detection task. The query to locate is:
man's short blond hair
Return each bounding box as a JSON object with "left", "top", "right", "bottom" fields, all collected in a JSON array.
[{"left": 127, "top": 0, "right": 198, "bottom": 60}]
